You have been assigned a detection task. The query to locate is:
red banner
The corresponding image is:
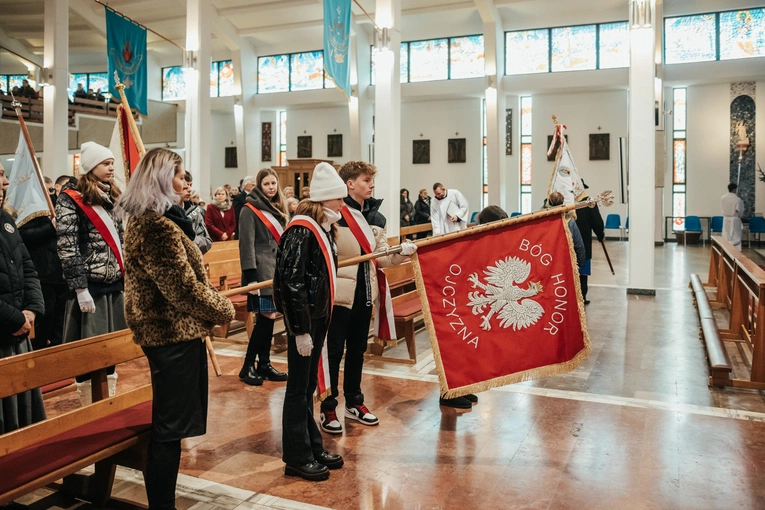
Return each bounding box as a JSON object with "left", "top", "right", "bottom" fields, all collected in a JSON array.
[{"left": 413, "top": 214, "right": 590, "bottom": 397}]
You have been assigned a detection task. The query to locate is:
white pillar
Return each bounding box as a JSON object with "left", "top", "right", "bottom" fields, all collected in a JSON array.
[
  {"left": 232, "top": 44, "right": 261, "bottom": 176},
  {"left": 43, "top": 0, "right": 68, "bottom": 178},
  {"left": 186, "top": 0, "right": 212, "bottom": 199},
  {"left": 484, "top": 19, "right": 506, "bottom": 210},
  {"left": 373, "top": 0, "right": 402, "bottom": 236},
  {"left": 627, "top": 1, "right": 656, "bottom": 294}
]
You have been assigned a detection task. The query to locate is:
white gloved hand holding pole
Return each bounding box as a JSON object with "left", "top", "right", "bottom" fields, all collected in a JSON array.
[
  {"left": 400, "top": 240, "right": 417, "bottom": 256},
  {"left": 295, "top": 334, "right": 313, "bottom": 357},
  {"left": 76, "top": 288, "right": 96, "bottom": 313}
]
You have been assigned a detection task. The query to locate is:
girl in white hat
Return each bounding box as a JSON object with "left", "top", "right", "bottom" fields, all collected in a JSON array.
[{"left": 55, "top": 141, "right": 125, "bottom": 405}]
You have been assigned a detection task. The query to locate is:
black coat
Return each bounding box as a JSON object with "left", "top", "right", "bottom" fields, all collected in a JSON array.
[
  {"left": 19, "top": 216, "right": 64, "bottom": 285},
  {"left": 575, "top": 200, "right": 605, "bottom": 260},
  {"left": 0, "top": 211, "right": 45, "bottom": 346},
  {"left": 274, "top": 225, "right": 336, "bottom": 337},
  {"left": 400, "top": 198, "right": 414, "bottom": 227},
  {"left": 414, "top": 197, "right": 431, "bottom": 224},
  {"left": 232, "top": 192, "right": 247, "bottom": 238}
]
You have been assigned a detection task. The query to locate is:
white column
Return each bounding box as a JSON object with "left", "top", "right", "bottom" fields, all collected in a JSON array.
[
  {"left": 186, "top": 0, "right": 212, "bottom": 199},
  {"left": 627, "top": 1, "right": 656, "bottom": 294},
  {"left": 234, "top": 45, "right": 261, "bottom": 175},
  {"left": 484, "top": 19, "right": 506, "bottom": 210},
  {"left": 43, "top": 0, "right": 68, "bottom": 178},
  {"left": 373, "top": 0, "right": 402, "bottom": 236}
]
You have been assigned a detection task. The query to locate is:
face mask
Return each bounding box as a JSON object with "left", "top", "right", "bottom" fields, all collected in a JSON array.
[{"left": 322, "top": 207, "right": 342, "bottom": 228}]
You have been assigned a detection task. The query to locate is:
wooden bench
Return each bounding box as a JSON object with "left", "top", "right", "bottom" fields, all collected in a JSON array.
[
  {"left": 708, "top": 237, "right": 746, "bottom": 309},
  {"left": 0, "top": 330, "right": 152, "bottom": 507},
  {"left": 207, "top": 258, "right": 252, "bottom": 339},
  {"left": 690, "top": 273, "right": 733, "bottom": 386}
]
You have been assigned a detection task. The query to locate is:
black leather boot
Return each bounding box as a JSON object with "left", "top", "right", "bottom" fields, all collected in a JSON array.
[
  {"left": 239, "top": 365, "right": 264, "bottom": 386},
  {"left": 314, "top": 450, "right": 344, "bottom": 469},
  {"left": 284, "top": 461, "right": 330, "bottom": 481},
  {"left": 257, "top": 363, "right": 288, "bottom": 382}
]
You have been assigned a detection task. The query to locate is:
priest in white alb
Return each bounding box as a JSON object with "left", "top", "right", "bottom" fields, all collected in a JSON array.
[
  {"left": 721, "top": 182, "right": 745, "bottom": 249},
  {"left": 430, "top": 183, "right": 469, "bottom": 235}
]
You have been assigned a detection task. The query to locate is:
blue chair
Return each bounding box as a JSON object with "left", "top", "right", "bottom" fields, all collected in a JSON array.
[
  {"left": 710, "top": 216, "right": 723, "bottom": 234},
  {"left": 604, "top": 214, "right": 623, "bottom": 241},
  {"left": 684, "top": 215, "right": 703, "bottom": 247},
  {"left": 510, "top": 212, "right": 522, "bottom": 217},
  {"left": 470, "top": 212, "right": 478, "bottom": 223},
  {"left": 749, "top": 216, "right": 765, "bottom": 246}
]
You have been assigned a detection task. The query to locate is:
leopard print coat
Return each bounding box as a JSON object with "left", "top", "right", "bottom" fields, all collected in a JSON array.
[{"left": 123, "top": 213, "right": 235, "bottom": 347}]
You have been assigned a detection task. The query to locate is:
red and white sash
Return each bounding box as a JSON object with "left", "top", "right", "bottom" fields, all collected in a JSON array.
[
  {"left": 285, "top": 214, "right": 336, "bottom": 401},
  {"left": 340, "top": 206, "right": 397, "bottom": 343},
  {"left": 62, "top": 189, "right": 124, "bottom": 275},
  {"left": 245, "top": 203, "right": 284, "bottom": 243}
]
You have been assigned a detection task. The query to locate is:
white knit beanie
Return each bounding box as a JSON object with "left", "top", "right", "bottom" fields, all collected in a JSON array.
[
  {"left": 80, "top": 142, "right": 115, "bottom": 174},
  {"left": 309, "top": 163, "right": 347, "bottom": 202}
]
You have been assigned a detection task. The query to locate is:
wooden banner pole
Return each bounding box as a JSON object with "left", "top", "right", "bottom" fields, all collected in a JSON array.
[
  {"left": 600, "top": 240, "right": 615, "bottom": 275},
  {"left": 10, "top": 95, "right": 55, "bottom": 218},
  {"left": 113, "top": 72, "right": 146, "bottom": 157}
]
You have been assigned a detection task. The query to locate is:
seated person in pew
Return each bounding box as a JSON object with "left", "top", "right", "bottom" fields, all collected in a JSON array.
[
  {"left": 181, "top": 172, "right": 212, "bottom": 255},
  {"left": 0, "top": 202, "right": 46, "bottom": 433},
  {"left": 120, "top": 148, "right": 235, "bottom": 509}
]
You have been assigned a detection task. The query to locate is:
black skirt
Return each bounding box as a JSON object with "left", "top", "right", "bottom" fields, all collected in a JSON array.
[{"left": 142, "top": 339, "right": 208, "bottom": 442}]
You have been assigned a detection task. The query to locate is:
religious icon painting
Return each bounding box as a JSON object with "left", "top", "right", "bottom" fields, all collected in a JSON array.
[
  {"left": 297, "top": 136, "right": 312, "bottom": 158},
  {"left": 413, "top": 139, "right": 430, "bottom": 164},
  {"left": 327, "top": 134, "right": 343, "bottom": 157},
  {"left": 589, "top": 133, "right": 610, "bottom": 161},
  {"left": 448, "top": 138, "right": 467, "bottom": 163},
  {"left": 261, "top": 122, "right": 272, "bottom": 161},
  {"left": 506, "top": 109, "right": 513, "bottom": 155}
]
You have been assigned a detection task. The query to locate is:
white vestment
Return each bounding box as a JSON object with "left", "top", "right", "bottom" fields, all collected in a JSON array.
[
  {"left": 431, "top": 189, "right": 469, "bottom": 235},
  {"left": 721, "top": 192, "right": 744, "bottom": 249}
]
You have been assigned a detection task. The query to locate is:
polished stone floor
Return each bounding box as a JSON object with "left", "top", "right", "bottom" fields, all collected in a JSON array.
[{"left": 40, "top": 241, "right": 765, "bottom": 509}]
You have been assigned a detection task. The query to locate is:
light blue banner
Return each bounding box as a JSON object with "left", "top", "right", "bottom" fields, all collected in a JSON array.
[
  {"left": 106, "top": 7, "right": 148, "bottom": 115},
  {"left": 5, "top": 130, "right": 50, "bottom": 227},
  {"left": 324, "top": 0, "right": 352, "bottom": 100}
]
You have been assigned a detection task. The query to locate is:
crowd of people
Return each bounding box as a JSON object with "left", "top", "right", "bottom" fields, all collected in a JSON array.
[{"left": 0, "top": 80, "right": 39, "bottom": 100}]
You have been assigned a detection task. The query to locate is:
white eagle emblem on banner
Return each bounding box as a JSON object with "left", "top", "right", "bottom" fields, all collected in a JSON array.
[{"left": 467, "top": 256, "right": 544, "bottom": 331}]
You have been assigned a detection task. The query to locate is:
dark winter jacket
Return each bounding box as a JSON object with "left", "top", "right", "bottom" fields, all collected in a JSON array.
[
  {"left": 414, "top": 196, "right": 431, "bottom": 225},
  {"left": 0, "top": 211, "right": 45, "bottom": 346},
  {"left": 19, "top": 216, "right": 64, "bottom": 285},
  {"left": 274, "top": 225, "right": 336, "bottom": 337},
  {"left": 400, "top": 197, "right": 414, "bottom": 227},
  {"left": 54, "top": 182, "right": 124, "bottom": 293},
  {"left": 568, "top": 218, "right": 586, "bottom": 269},
  {"left": 238, "top": 187, "right": 287, "bottom": 297},
  {"left": 575, "top": 199, "right": 605, "bottom": 260},
  {"left": 232, "top": 192, "right": 246, "bottom": 238},
  {"left": 124, "top": 212, "right": 235, "bottom": 347},
  {"left": 184, "top": 201, "right": 212, "bottom": 254}
]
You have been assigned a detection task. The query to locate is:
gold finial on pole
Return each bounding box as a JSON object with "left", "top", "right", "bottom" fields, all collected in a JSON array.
[
  {"left": 112, "top": 71, "right": 146, "bottom": 157},
  {"left": 552, "top": 115, "right": 559, "bottom": 125}
]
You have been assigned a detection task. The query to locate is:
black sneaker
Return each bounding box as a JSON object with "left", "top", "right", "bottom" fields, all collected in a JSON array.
[
  {"left": 257, "top": 363, "right": 288, "bottom": 382},
  {"left": 239, "top": 365, "right": 264, "bottom": 386},
  {"left": 463, "top": 393, "right": 478, "bottom": 404},
  {"left": 439, "top": 396, "right": 472, "bottom": 409}
]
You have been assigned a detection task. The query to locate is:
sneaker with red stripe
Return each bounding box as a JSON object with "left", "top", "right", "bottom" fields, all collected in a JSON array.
[
  {"left": 320, "top": 410, "right": 343, "bottom": 434},
  {"left": 345, "top": 404, "right": 379, "bottom": 426}
]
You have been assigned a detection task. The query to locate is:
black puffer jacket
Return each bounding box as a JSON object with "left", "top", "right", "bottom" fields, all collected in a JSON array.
[
  {"left": 274, "top": 225, "right": 336, "bottom": 337},
  {"left": 414, "top": 196, "right": 431, "bottom": 224},
  {"left": 19, "top": 216, "right": 64, "bottom": 285},
  {"left": 0, "top": 211, "right": 45, "bottom": 345},
  {"left": 55, "top": 182, "right": 124, "bottom": 293},
  {"left": 239, "top": 187, "right": 287, "bottom": 297}
]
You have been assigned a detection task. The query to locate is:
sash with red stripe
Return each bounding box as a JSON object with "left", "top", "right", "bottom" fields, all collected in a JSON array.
[
  {"left": 285, "top": 215, "right": 336, "bottom": 402},
  {"left": 245, "top": 203, "right": 284, "bottom": 243},
  {"left": 61, "top": 189, "right": 124, "bottom": 275},
  {"left": 340, "top": 206, "right": 397, "bottom": 345}
]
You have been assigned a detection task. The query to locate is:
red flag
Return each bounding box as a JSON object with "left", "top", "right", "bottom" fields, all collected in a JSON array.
[
  {"left": 412, "top": 214, "right": 590, "bottom": 398},
  {"left": 109, "top": 105, "right": 140, "bottom": 190}
]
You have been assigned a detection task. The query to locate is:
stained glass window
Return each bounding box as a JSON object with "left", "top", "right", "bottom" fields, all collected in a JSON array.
[
  {"left": 371, "top": 44, "right": 410, "bottom": 85},
  {"left": 0, "top": 76, "right": 7, "bottom": 94},
  {"left": 210, "top": 61, "right": 219, "bottom": 97},
  {"left": 521, "top": 192, "right": 532, "bottom": 215},
  {"left": 258, "top": 55, "right": 289, "bottom": 94},
  {"left": 290, "top": 51, "right": 324, "bottom": 91},
  {"left": 162, "top": 67, "right": 186, "bottom": 100},
  {"left": 409, "top": 39, "right": 448, "bottom": 82},
  {"left": 673, "top": 88, "right": 686, "bottom": 131},
  {"left": 673, "top": 88, "right": 687, "bottom": 230},
  {"left": 664, "top": 15, "right": 717, "bottom": 64},
  {"left": 7, "top": 75, "right": 25, "bottom": 90},
  {"left": 88, "top": 73, "right": 108, "bottom": 96},
  {"left": 68, "top": 73, "right": 88, "bottom": 101},
  {"left": 551, "top": 25, "right": 597, "bottom": 72},
  {"left": 218, "top": 61, "right": 235, "bottom": 96},
  {"left": 506, "top": 29, "right": 549, "bottom": 75},
  {"left": 520, "top": 96, "right": 532, "bottom": 136},
  {"left": 521, "top": 144, "right": 532, "bottom": 184},
  {"left": 279, "top": 111, "right": 287, "bottom": 166},
  {"left": 599, "top": 22, "right": 630, "bottom": 69},
  {"left": 673, "top": 140, "right": 686, "bottom": 183},
  {"left": 520, "top": 96, "right": 533, "bottom": 215},
  {"left": 720, "top": 9, "right": 765, "bottom": 60},
  {"left": 672, "top": 191, "right": 686, "bottom": 227},
  {"left": 450, "top": 35, "right": 485, "bottom": 79}
]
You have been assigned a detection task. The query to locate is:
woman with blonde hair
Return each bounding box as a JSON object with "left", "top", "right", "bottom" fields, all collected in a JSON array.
[
  {"left": 204, "top": 186, "right": 236, "bottom": 242},
  {"left": 120, "top": 148, "right": 235, "bottom": 510},
  {"left": 238, "top": 168, "right": 289, "bottom": 385},
  {"left": 283, "top": 186, "right": 295, "bottom": 199}
]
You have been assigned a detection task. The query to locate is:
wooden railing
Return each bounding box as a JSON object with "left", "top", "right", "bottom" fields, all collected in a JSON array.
[
  {"left": 705, "top": 236, "right": 765, "bottom": 390},
  {"left": 0, "top": 94, "right": 138, "bottom": 126}
]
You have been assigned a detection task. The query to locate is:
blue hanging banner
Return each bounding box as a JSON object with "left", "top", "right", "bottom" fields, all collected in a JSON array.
[
  {"left": 324, "top": 0, "right": 352, "bottom": 100},
  {"left": 105, "top": 7, "right": 148, "bottom": 115}
]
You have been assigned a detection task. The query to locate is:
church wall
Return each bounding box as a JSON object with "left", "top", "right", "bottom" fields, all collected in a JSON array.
[
  {"left": 209, "top": 111, "right": 238, "bottom": 192},
  {"left": 284, "top": 105, "right": 352, "bottom": 167}
]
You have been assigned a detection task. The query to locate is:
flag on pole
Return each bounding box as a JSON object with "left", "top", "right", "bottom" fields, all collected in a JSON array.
[
  {"left": 106, "top": 7, "right": 148, "bottom": 115},
  {"left": 323, "top": 0, "right": 352, "bottom": 100},
  {"left": 547, "top": 122, "right": 585, "bottom": 205},
  {"left": 109, "top": 105, "right": 141, "bottom": 191},
  {"left": 4, "top": 130, "right": 51, "bottom": 227},
  {"left": 412, "top": 215, "right": 590, "bottom": 398}
]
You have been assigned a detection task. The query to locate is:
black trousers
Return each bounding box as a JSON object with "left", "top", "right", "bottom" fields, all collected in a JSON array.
[
  {"left": 321, "top": 300, "right": 372, "bottom": 412},
  {"left": 243, "top": 313, "right": 275, "bottom": 366},
  {"left": 32, "top": 283, "right": 66, "bottom": 351},
  {"left": 580, "top": 275, "right": 589, "bottom": 300},
  {"left": 282, "top": 319, "right": 328, "bottom": 466},
  {"left": 145, "top": 438, "right": 181, "bottom": 510}
]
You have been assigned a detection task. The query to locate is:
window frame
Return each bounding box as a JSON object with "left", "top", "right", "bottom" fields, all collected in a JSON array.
[
  {"left": 257, "top": 50, "right": 338, "bottom": 94},
  {"left": 663, "top": 11, "right": 720, "bottom": 65}
]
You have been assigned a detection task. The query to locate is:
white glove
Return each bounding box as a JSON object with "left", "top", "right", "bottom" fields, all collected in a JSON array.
[
  {"left": 76, "top": 288, "right": 96, "bottom": 313},
  {"left": 400, "top": 241, "right": 417, "bottom": 256},
  {"left": 295, "top": 334, "right": 313, "bottom": 357},
  {"left": 248, "top": 289, "right": 259, "bottom": 296}
]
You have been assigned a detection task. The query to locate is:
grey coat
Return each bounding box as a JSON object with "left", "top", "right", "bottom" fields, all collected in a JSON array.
[
  {"left": 238, "top": 187, "right": 287, "bottom": 297},
  {"left": 185, "top": 202, "right": 212, "bottom": 254}
]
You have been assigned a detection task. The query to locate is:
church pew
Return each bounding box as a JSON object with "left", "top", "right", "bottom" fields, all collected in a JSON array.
[
  {"left": 690, "top": 273, "right": 732, "bottom": 387},
  {"left": 708, "top": 237, "right": 746, "bottom": 309},
  {"left": 207, "top": 257, "right": 253, "bottom": 339},
  {"left": 0, "top": 330, "right": 152, "bottom": 507}
]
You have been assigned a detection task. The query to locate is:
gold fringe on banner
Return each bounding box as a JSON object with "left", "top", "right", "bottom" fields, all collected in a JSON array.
[{"left": 314, "top": 388, "right": 332, "bottom": 403}]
